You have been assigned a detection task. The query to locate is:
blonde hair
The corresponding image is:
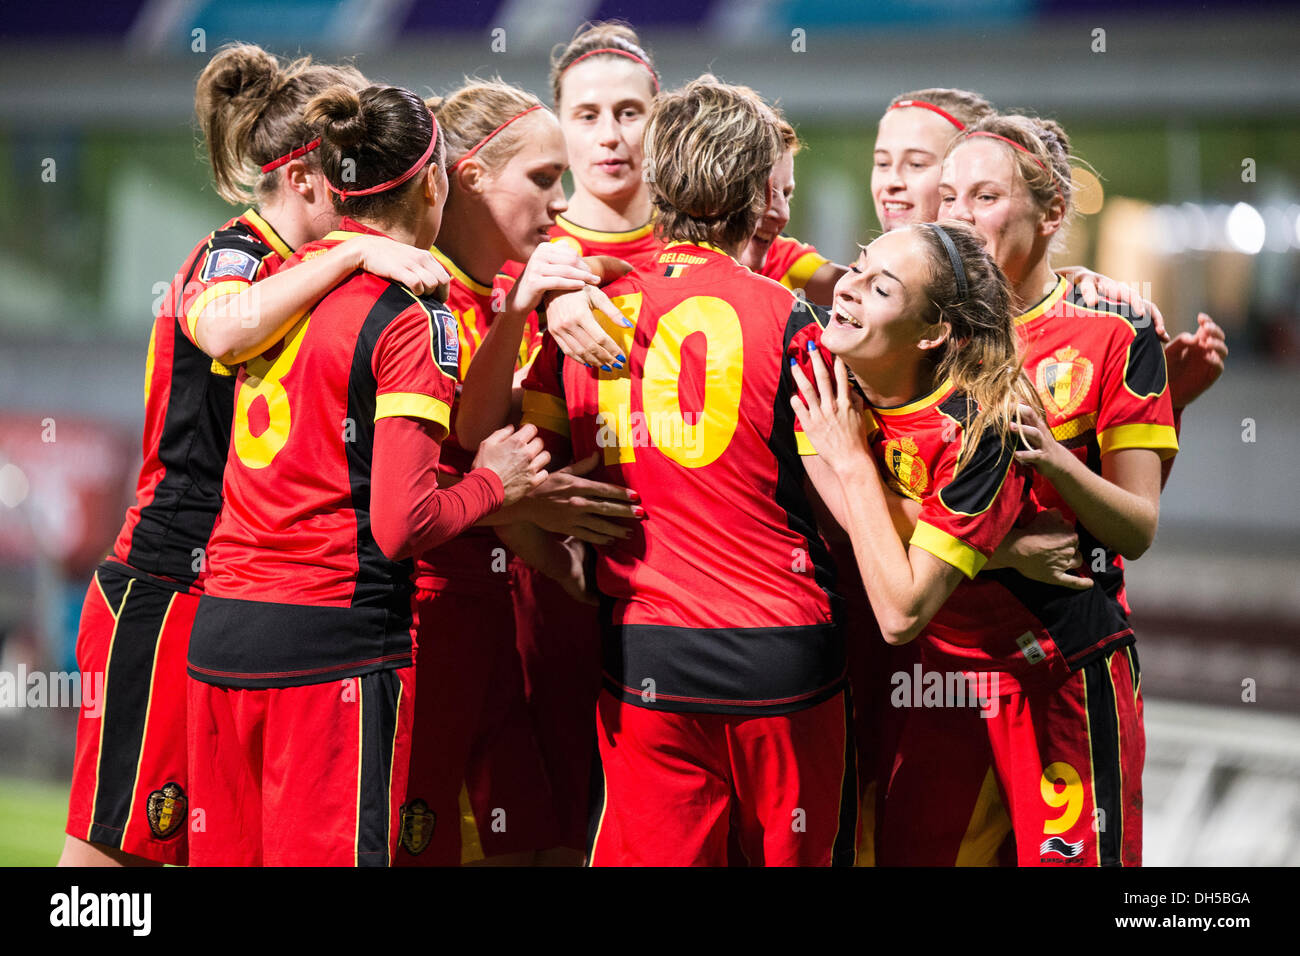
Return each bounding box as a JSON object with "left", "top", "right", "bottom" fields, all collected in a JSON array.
[
  {"left": 195, "top": 43, "right": 365, "bottom": 204},
  {"left": 427, "top": 79, "right": 545, "bottom": 172},
  {"left": 887, "top": 87, "right": 996, "bottom": 128},
  {"left": 911, "top": 220, "right": 1041, "bottom": 470},
  {"left": 954, "top": 114, "right": 1081, "bottom": 251},
  {"left": 549, "top": 20, "right": 659, "bottom": 106},
  {"left": 643, "top": 75, "right": 781, "bottom": 249}
]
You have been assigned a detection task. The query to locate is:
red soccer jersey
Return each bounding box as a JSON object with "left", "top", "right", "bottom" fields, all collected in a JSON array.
[
  {"left": 756, "top": 234, "right": 829, "bottom": 292},
  {"left": 521, "top": 241, "right": 842, "bottom": 715},
  {"left": 189, "top": 219, "right": 460, "bottom": 688},
  {"left": 850, "top": 380, "right": 1136, "bottom": 692},
  {"left": 548, "top": 214, "right": 664, "bottom": 273},
  {"left": 413, "top": 247, "right": 538, "bottom": 593},
  {"left": 111, "top": 209, "right": 291, "bottom": 588},
  {"left": 1016, "top": 277, "right": 1178, "bottom": 613}
]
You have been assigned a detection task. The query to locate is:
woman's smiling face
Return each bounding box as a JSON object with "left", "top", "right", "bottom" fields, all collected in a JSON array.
[
  {"left": 871, "top": 106, "right": 957, "bottom": 232},
  {"left": 820, "top": 227, "right": 936, "bottom": 365}
]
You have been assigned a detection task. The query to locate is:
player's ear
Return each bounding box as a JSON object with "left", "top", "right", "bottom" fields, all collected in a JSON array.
[
  {"left": 917, "top": 319, "right": 951, "bottom": 354},
  {"left": 281, "top": 159, "right": 316, "bottom": 200},
  {"left": 424, "top": 162, "right": 448, "bottom": 208},
  {"left": 454, "top": 158, "right": 486, "bottom": 197},
  {"left": 1038, "top": 190, "right": 1066, "bottom": 238}
]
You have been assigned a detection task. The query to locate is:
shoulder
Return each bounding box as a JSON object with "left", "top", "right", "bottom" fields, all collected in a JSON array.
[
  {"left": 1059, "top": 284, "right": 1156, "bottom": 346},
  {"left": 191, "top": 220, "right": 275, "bottom": 281}
]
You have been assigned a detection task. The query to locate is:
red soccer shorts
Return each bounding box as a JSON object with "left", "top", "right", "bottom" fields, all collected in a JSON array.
[
  {"left": 187, "top": 666, "right": 414, "bottom": 866},
  {"left": 396, "top": 582, "right": 557, "bottom": 865},
  {"left": 510, "top": 558, "right": 602, "bottom": 853},
  {"left": 833, "top": 536, "right": 920, "bottom": 867},
  {"left": 589, "top": 689, "right": 858, "bottom": 866},
  {"left": 66, "top": 563, "right": 197, "bottom": 865},
  {"left": 879, "top": 646, "right": 1144, "bottom": 867}
]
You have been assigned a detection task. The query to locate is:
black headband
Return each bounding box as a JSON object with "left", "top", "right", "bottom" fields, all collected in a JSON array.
[{"left": 926, "top": 223, "right": 968, "bottom": 302}]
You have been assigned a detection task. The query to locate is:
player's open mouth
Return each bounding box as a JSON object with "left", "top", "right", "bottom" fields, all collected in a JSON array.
[
  {"left": 833, "top": 306, "right": 862, "bottom": 328},
  {"left": 754, "top": 229, "right": 777, "bottom": 242},
  {"left": 883, "top": 201, "right": 912, "bottom": 213}
]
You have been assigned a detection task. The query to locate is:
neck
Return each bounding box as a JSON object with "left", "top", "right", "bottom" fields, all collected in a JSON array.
[
  {"left": 844, "top": 353, "right": 938, "bottom": 411},
  {"left": 256, "top": 195, "right": 327, "bottom": 252},
  {"left": 1010, "top": 255, "right": 1060, "bottom": 314},
  {"left": 435, "top": 194, "right": 508, "bottom": 286},
  {"left": 564, "top": 186, "right": 652, "bottom": 233}
]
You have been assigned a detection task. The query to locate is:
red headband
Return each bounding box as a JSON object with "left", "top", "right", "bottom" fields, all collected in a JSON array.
[
  {"left": 888, "top": 99, "right": 965, "bottom": 131},
  {"left": 964, "top": 131, "right": 1049, "bottom": 172},
  {"left": 451, "top": 104, "right": 545, "bottom": 171},
  {"left": 326, "top": 112, "right": 441, "bottom": 199},
  {"left": 261, "top": 138, "right": 321, "bottom": 174},
  {"left": 562, "top": 48, "right": 660, "bottom": 92}
]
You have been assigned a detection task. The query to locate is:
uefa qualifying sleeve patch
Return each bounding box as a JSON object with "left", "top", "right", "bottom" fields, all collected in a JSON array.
[
  {"left": 202, "top": 247, "right": 261, "bottom": 282},
  {"left": 430, "top": 307, "right": 460, "bottom": 377}
]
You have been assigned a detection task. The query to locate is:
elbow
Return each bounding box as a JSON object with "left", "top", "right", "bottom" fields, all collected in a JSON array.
[
  {"left": 1117, "top": 512, "right": 1159, "bottom": 561},
  {"left": 371, "top": 512, "right": 412, "bottom": 562},
  {"left": 879, "top": 611, "right": 923, "bottom": 647},
  {"left": 1117, "top": 529, "right": 1156, "bottom": 562}
]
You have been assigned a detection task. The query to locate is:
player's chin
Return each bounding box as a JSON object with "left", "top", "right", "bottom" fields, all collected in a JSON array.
[{"left": 819, "top": 321, "right": 862, "bottom": 357}]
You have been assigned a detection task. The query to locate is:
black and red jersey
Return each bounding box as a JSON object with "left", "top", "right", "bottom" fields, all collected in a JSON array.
[
  {"left": 849, "top": 380, "right": 1137, "bottom": 693},
  {"left": 413, "top": 247, "right": 540, "bottom": 594},
  {"left": 188, "top": 218, "right": 460, "bottom": 689},
  {"left": 521, "top": 241, "right": 841, "bottom": 715},
  {"left": 1016, "top": 277, "right": 1178, "bottom": 614},
  {"left": 548, "top": 214, "right": 664, "bottom": 273},
  {"left": 111, "top": 209, "right": 291, "bottom": 589},
  {"left": 754, "top": 234, "right": 829, "bottom": 292}
]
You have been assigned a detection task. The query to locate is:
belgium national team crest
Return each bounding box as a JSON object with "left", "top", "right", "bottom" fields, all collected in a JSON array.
[
  {"left": 399, "top": 799, "right": 436, "bottom": 856},
  {"left": 883, "top": 436, "right": 929, "bottom": 501},
  {"left": 1036, "top": 346, "right": 1094, "bottom": 419},
  {"left": 146, "top": 782, "right": 186, "bottom": 840}
]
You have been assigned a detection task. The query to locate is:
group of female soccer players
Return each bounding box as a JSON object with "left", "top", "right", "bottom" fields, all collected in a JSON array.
[{"left": 59, "top": 20, "right": 1227, "bottom": 867}]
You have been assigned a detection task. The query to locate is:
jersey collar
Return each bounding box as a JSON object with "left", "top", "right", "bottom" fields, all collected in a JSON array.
[
  {"left": 242, "top": 208, "right": 294, "bottom": 261},
  {"left": 555, "top": 213, "right": 655, "bottom": 242},
  {"left": 870, "top": 377, "right": 956, "bottom": 417},
  {"left": 430, "top": 246, "right": 493, "bottom": 297},
  {"left": 663, "top": 239, "right": 732, "bottom": 258},
  {"left": 1015, "top": 275, "right": 1069, "bottom": 327}
]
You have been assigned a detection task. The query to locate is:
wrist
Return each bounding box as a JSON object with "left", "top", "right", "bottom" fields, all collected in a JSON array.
[{"left": 468, "top": 467, "right": 506, "bottom": 508}]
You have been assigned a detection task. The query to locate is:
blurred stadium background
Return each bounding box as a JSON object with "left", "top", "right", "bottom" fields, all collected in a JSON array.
[{"left": 1, "top": 0, "right": 1297, "bottom": 866}]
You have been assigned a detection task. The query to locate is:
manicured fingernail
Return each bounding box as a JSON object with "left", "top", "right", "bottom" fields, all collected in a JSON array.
[
  {"left": 617, "top": 354, "right": 626, "bottom": 363},
  {"left": 789, "top": 357, "right": 798, "bottom": 367},
  {"left": 808, "top": 341, "right": 818, "bottom": 352},
  {"left": 601, "top": 364, "right": 611, "bottom": 372},
  {"left": 632, "top": 506, "right": 646, "bottom": 518},
  {"left": 613, "top": 361, "right": 624, "bottom": 369},
  {"left": 627, "top": 490, "right": 640, "bottom": 502}
]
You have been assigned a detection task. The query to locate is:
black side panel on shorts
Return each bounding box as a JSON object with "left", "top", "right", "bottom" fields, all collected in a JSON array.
[
  {"left": 356, "top": 669, "right": 402, "bottom": 867},
  {"left": 832, "top": 690, "right": 859, "bottom": 866},
  {"left": 1084, "top": 657, "right": 1124, "bottom": 866},
  {"left": 89, "top": 577, "right": 176, "bottom": 846}
]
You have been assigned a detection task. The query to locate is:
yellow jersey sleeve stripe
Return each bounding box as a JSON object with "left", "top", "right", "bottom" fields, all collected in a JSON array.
[
  {"left": 1051, "top": 411, "right": 1098, "bottom": 443},
  {"left": 911, "top": 521, "right": 988, "bottom": 579},
  {"left": 521, "top": 390, "right": 570, "bottom": 438},
  {"left": 796, "top": 431, "right": 817, "bottom": 456},
  {"left": 374, "top": 392, "right": 452, "bottom": 431},
  {"left": 184, "top": 280, "right": 250, "bottom": 341},
  {"left": 780, "top": 251, "right": 831, "bottom": 291},
  {"left": 1097, "top": 423, "right": 1179, "bottom": 459}
]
